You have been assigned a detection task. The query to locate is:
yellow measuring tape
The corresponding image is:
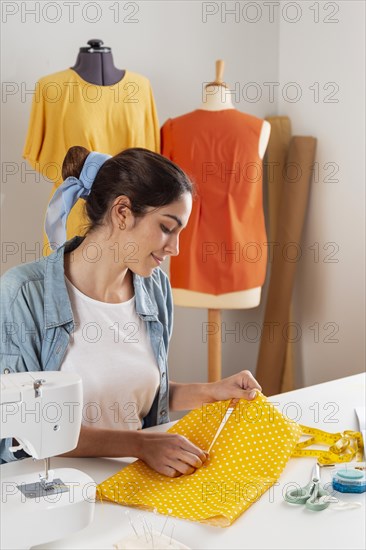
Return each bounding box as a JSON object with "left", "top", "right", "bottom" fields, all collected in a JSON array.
[{"left": 292, "top": 425, "right": 364, "bottom": 464}]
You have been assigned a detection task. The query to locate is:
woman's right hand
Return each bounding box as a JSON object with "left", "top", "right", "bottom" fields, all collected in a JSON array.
[{"left": 137, "top": 432, "right": 209, "bottom": 477}]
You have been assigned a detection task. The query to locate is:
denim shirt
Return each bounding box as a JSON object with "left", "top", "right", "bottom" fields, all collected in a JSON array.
[{"left": 0, "top": 236, "right": 173, "bottom": 463}]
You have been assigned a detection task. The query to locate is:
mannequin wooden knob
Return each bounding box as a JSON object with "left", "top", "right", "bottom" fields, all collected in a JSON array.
[{"left": 216, "top": 59, "right": 225, "bottom": 84}]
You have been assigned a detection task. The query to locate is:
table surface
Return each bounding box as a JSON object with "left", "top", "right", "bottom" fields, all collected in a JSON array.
[{"left": 2, "top": 373, "right": 365, "bottom": 550}]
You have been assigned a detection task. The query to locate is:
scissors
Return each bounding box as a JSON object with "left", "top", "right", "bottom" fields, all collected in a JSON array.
[{"left": 285, "top": 463, "right": 333, "bottom": 511}]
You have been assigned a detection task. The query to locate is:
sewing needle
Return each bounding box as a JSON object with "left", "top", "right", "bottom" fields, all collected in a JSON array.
[{"left": 207, "top": 403, "right": 236, "bottom": 453}]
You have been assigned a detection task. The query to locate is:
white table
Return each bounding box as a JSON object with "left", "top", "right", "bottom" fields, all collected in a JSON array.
[{"left": 2, "top": 373, "right": 365, "bottom": 549}]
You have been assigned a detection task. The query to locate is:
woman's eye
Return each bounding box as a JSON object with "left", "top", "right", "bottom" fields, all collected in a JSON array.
[{"left": 161, "top": 224, "right": 172, "bottom": 234}]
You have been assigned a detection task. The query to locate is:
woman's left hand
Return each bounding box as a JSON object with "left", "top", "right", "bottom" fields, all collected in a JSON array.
[{"left": 208, "top": 370, "right": 262, "bottom": 403}]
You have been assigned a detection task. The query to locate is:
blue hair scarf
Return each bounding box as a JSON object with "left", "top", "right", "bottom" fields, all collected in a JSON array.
[{"left": 45, "top": 151, "right": 112, "bottom": 250}]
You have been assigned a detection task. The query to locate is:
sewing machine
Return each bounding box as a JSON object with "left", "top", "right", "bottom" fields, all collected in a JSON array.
[{"left": 0, "top": 371, "right": 96, "bottom": 549}]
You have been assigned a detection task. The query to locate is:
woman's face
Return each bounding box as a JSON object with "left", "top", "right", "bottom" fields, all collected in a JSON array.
[{"left": 120, "top": 192, "right": 192, "bottom": 277}]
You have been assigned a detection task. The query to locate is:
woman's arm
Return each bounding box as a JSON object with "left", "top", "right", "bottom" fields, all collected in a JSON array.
[
  {"left": 59, "top": 424, "right": 143, "bottom": 458},
  {"left": 59, "top": 424, "right": 208, "bottom": 478},
  {"left": 169, "top": 381, "right": 213, "bottom": 411},
  {"left": 169, "top": 370, "right": 262, "bottom": 411}
]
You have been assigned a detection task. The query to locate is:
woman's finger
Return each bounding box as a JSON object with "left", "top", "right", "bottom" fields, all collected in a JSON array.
[
  {"left": 177, "top": 438, "right": 208, "bottom": 463},
  {"left": 242, "top": 371, "right": 262, "bottom": 391},
  {"left": 162, "top": 465, "right": 180, "bottom": 478},
  {"left": 177, "top": 450, "right": 206, "bottom": 469},
  {"left": 168, "top": 459, "right": 196, "bottom": 476}
]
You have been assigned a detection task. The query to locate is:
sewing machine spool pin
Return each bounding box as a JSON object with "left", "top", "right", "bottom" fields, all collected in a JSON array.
[{"left": 33, "top": 378, "right": 46, "bottom": 398}]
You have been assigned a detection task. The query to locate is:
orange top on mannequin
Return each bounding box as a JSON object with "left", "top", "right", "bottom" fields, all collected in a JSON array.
[{"left": 161, "top": 61, "right": 271, "bottom": 309}]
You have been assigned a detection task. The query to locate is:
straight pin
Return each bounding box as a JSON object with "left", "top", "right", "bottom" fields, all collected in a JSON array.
[
  {"left": 160, "top": 516, "right": 169, "bottom": 536},
  {"left": 142, "top": 517, "right": 154, "bottom": 547},
  {"left": 169, "top": 522, "right": 176, "bottom": 545},
  {"left": 148, "top": 521, "right": 154, "bottom": 550},
  {"left": 124, "top": 511, "right": 139, "bottom": 538},
  {"left": 137, "top": 515, "right": 149, "bottom": 544},
  {"left": 142, "top": 524, "right": 149, "bottom": 544}
]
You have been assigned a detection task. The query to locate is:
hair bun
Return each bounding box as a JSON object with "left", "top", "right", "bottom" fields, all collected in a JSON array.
[{"left": 62, "top": 146, "right": 90, "bottom": 180}]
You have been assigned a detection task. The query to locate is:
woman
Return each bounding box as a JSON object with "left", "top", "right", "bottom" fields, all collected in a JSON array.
[{"left": 1, "top": 147, "right": 261, "bottom": 476}]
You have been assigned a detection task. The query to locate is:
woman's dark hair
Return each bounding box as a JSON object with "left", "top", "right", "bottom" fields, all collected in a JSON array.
[{"left": 62, "top": 146, "right": 194, "bottom": 234}]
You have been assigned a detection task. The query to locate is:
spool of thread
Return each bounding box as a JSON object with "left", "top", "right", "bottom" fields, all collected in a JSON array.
[{"left": 332, "top": 468, "right": 366, "bottom": 493}]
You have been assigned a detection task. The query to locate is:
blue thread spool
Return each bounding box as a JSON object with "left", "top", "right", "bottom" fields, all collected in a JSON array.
[{"left": 332, "top": 469, "right": 366, "bottom": 493}]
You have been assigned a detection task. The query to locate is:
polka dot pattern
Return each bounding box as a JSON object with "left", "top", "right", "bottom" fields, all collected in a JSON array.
[{"left": 97, "top": 393, "right": 302, "bottom": 527}]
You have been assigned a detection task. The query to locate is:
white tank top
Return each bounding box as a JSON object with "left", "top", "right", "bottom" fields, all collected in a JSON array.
[{"left": 61, "top": 277, "right": 160, "bottom": 430}]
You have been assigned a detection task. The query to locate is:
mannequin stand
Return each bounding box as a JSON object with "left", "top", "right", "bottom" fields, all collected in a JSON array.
[{"left": 208, "top": 309, "right": 222, "bottom": 381}]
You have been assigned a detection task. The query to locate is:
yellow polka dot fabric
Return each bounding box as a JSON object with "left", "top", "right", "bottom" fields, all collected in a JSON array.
[{"left": 97, "top": 393, "right": 302, "bottom": 527}]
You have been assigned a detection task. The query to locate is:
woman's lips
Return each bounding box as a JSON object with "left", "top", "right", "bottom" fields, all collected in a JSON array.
[{"left": 151, "top": 253, "right": 164, "bottom": 265}]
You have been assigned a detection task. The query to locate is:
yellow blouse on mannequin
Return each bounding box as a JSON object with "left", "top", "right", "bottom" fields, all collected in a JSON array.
[{"left": 23, "top": 68, "right": 160, "bottom": 252}]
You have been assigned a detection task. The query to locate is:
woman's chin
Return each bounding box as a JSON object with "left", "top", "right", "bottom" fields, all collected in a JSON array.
[{"left": 132, "top": 265, "right": 157, "bottom": 278}]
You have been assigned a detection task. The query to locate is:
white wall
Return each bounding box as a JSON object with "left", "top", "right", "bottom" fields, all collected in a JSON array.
[
  {"left": 277, "top": 1, "right": 365, "bottom": 386},
  {"left": 1, "top": 1, "right": 364, "bottom": 390}
]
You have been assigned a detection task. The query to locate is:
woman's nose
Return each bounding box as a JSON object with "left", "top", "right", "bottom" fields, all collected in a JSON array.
[{"left": 165, "top": 235, "right": 179, "bottom": 256}]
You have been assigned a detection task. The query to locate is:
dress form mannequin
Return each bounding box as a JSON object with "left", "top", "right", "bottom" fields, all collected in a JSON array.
[
  {"left": 169, "top": 61, "right": 271, "bottom": 382},
  {"left": 172, "top": 62, "right": 271, "bottom": 310},
  {"left": 71, "top": 39, "right": 125, "bottom": 85}
]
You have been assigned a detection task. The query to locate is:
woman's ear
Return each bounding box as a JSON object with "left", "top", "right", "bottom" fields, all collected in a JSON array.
[
  {"left": 116, "top": 196, "right": 132, "bottom": 213},
  {"left": 110, "top": 195, "right": 132, "bottom": 229}
]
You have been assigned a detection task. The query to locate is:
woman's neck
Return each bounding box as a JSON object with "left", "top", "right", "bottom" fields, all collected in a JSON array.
[{"left": 64, "top": 233, "right": 134, "bottom": 303}]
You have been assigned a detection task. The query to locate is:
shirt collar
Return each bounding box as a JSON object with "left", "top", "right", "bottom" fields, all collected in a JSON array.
[{"left": 43, "top": 236, "right": 159, "bottom": 329}]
